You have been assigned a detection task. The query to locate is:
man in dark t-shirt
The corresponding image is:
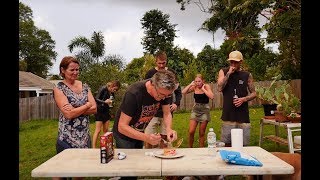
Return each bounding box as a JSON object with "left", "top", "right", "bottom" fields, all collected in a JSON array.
[
  {"left": 217, "top": 50, "right": 257, "bottom": 147},
  {"left": 144, "top": 51, "right": 182, "bottom": 148},
  {"left": 112, "top": 70, "right": 179, "bottom": 153}
]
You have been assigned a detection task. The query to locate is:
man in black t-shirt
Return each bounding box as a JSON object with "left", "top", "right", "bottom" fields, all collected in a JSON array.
[
  {"left": 144, "top": 51, "right": 182, "bottom": 148},
  {"left": 112, "top": 70, "right": 179, "bottom": 152},
  {"left": 217, "top": 50, "right": 257, "bottom": 147}
]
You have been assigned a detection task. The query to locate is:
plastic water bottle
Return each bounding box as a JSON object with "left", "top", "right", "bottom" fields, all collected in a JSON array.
[{"left": 207, "top": 128, "right": 216, "bottom": 157}]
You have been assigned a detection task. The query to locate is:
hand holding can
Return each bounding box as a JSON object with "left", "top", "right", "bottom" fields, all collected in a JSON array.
[{"left": 108, "top": 95, "right": 114, "bottom": 107}]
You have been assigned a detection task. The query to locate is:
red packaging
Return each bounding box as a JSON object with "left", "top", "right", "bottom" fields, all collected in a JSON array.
[{"left": 100, "top": 132, "right": 114, "bottom": 163}]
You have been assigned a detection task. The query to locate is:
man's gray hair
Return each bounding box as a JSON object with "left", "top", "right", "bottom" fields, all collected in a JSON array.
[{"left": 151, "top": 70, "right": 178, "bottom": 91}]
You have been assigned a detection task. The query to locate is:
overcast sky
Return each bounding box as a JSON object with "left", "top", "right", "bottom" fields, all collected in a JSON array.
[
  {"left": 21, "top": 0, "right": 276, "bottom": 75},
  {"left": 21, "top": 0, "right": 228, "bottom": 75}
]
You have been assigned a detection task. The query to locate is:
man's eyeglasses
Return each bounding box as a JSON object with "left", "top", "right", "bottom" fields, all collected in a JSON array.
[{"left": 154, "top": 86, "right": 172, "bottom": 99}]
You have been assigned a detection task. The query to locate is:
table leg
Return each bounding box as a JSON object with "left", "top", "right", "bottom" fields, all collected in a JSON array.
[
  {"left": 259, "top": 119, "right": 264, "bottom": 147},
  {"left": 287, "top": 128, "right": 294, "bottom": 153},
  {"left": 275, "top": 125, "right": 280, "bottom": 147},
  {"left": 252, "top": 175, "right": 263, "bottom": 180}
]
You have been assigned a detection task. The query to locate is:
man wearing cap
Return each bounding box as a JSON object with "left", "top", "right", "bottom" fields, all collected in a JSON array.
[{"left": 217, "top": 50, "right": 256, "bottom": 147}]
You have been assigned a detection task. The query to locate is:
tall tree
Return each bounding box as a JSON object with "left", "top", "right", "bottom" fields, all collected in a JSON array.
[
  {"left": 244, "top": 48, "right": 278, "bottom": 81},
  {"left": 102, "top": 54, "right": 126, "bottom": 70},
  {"left": 68, "top": 31, "right": 105, "bottom": 71},
  {"left": 177, "top": 0, "right": 269, "bottom": 40},
  {"left": 19, "top": 2, "right": 57, "bottom": 78},
  {"left": 263, "top": 0, "right": 301, "bottom": 79},
  {"left": 182, "top": 58, "right": 202, "bottom": 86},
  {"left": 79, "top": 63, "right": 124, "bottom": 95},
  {"left": 123, "top": 57, "right": 145, "bottom": 84},
  {"left": 199, "top": 0, "right": 269, "bottom": 56},
  {"left": 140, "top": 9, "right": 177, "bottom": 55},
  {"left": 196, "top": 45, "right": 227, "bottom": 83},
  {"left": 141, "top": 54, "right": 156, "bottom": 79},
  {"left": 168, "top": 46, "right": 194, "bottom": 80}
]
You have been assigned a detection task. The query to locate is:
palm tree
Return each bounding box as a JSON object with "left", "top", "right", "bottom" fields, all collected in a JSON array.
[{"left": 68, "top": 31, "right": 105, "bottom": 70}]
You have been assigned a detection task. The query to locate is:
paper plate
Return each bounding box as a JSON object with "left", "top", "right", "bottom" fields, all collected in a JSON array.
[{"left": 153, "top": 150, "right": 184, "bottom": 159}]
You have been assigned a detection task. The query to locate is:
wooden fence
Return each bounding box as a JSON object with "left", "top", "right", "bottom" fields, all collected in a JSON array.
[
  {"left": 19, "top": 95, "right": 59, "bottom": 122},
  {"left": 19, "top": 79, "right": 301, "bottom": 122}
]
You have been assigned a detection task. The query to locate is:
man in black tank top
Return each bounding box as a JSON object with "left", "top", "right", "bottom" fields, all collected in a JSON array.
[{"left": 217, "top": 50, "right": 256, "bottom": 147}]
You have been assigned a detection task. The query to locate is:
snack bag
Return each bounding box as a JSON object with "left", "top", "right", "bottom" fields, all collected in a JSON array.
[{"left": 219, "top": 150, "right": 263, "bottom": 166}]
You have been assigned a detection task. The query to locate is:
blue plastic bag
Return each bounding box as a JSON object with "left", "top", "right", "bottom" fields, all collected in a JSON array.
[{"left": 219, "top": 150, "right": 263, "bottom": 166}]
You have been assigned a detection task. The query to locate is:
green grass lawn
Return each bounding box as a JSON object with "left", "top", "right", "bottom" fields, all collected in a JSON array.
[{"left": 19, "top": 107, "right": 299, "bottom": 180}]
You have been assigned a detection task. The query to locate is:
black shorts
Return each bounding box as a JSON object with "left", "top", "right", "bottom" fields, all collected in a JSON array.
[
  {"left": 94, "top": 112, "right": 111, "bottom": 122},
  {"left": 95, "top": 105, "right": 111, "bottom": 122}
]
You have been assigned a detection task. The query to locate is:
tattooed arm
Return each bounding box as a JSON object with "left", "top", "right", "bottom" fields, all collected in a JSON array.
[
  {"left": 217, "top": 67, "right": 234, "bottom": 92},
  {"left": 244, "top": 73, "right": 257, "bottom": 101}
]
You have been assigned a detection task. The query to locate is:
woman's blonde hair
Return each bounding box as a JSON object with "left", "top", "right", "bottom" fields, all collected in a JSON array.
[{"left": 195, "top": 74, "right": 205, "bottom": 82}]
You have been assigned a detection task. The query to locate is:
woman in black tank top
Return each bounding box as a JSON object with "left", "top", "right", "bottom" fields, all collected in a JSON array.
[{"left": 182, "top": 74, "right": 214, "bottom": 147}]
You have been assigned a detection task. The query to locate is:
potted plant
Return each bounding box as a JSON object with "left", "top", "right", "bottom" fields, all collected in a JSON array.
[
  {"left": 256, "top": 74, "right": 301, "bottom": 122},
  {"left": 256, "top": 75, "right": 281, "bottom": 117},
  {"left": 273, "top": 84, "right": 301, "bottom": 122}
]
